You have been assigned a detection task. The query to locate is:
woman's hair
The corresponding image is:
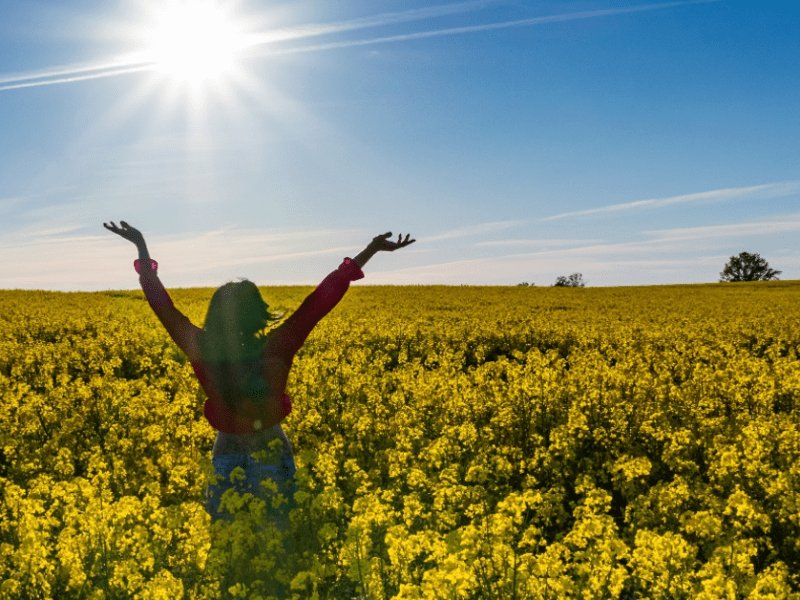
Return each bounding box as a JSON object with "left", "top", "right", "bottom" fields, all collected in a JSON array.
[{"left": 199, "top": 279, "right": 282, "bottom": 408}]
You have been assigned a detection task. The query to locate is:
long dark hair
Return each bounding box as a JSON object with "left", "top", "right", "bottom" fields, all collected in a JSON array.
[{"left": 199, "top": 280, "right": 281, "bottom": 408}]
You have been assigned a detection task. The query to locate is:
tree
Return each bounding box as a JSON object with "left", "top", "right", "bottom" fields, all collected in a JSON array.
[
  {"left": 719, "top": 252, "right": 781, "bottom": 282},
  {"left": 553, "top": 273, "right": 586, "bottom": 287}
]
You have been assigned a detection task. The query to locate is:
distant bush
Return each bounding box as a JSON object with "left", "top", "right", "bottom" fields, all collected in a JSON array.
[{"left": 553, "top": 273, "right": 586, "bottom": 287}]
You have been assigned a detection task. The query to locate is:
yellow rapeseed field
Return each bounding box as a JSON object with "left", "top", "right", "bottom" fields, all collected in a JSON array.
[{"left": 2, "top": 281, "right": 800, "bottom": 599}]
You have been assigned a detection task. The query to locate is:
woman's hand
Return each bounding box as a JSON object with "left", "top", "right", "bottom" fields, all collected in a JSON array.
[
  {"left": 353, "top": 232, "right": 415, "bottom": 269},
  {"left": 371, "top": 232, "right": 415, "bottom": 252},
  {"left": 103, "top": 220, "right": 146, "bottom": 248}
]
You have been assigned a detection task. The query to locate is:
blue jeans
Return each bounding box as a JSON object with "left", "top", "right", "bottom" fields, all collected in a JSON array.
[{"left": 206, "top": 452, "right": 297, "bottom": 528}]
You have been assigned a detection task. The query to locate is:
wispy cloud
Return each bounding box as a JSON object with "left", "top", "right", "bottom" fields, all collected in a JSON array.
[
  {"left": 3, "top": 214, "right": 797, "bottom": 290},
  {"left": 172, "top": 244, "right": 361, "bottom": 274},
  {"left": 645, "top": 215, "right": 800, "bottom": 242},
  {"left": 477, "top": 238, "right": 603, "bottom": 247},
  {"left": 366, "top": 256, "right": 517, "bottom": 285},
  {"left": 0, "top": 0, "right": 720, "bottom": 91},
  {"left": 367, "top": 214, "right": 800, "bottom": 286},
  {"left": 425, "top": 220, "right": 522, "bottom": 242},
  {"left": 428, "top": 181, "right": 799, "bottom": 251},
  {"left": 0, "top": 197, "right": 22, "bottom": 214},
  {"left": 498, "top": 214, "right": 800, "bottom": 260},
  {"left": 0, "top": 223, "right": 376, "bottom": 289},
  {"left": 135, "top": 226, "right": 365, "bottom": 277},
  {"left": 538, "top": 181, "right": 800, "bottom": 222}
]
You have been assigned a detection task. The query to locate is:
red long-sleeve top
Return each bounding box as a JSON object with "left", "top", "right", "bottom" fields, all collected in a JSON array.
[{"left": 137, "top": 257, "right": 364, "bottom": 433}]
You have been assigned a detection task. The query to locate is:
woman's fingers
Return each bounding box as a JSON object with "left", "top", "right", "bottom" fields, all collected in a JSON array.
[
  {"left": 104, "top": 221, "right": 143, "bottom": 245},
  {"left": 372, "top": 231, "right": 413, "bottom": 250},
  {"left": 103, "top": 220, "right": 136, "bottom": 232},
  {"left": 381, "top": 232, "right": 415, "bottom": 249}
]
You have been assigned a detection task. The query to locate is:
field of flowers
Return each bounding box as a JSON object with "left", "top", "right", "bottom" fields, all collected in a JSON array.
[{"left": 2, "top": 280, "right": 800, "bottom": 599}]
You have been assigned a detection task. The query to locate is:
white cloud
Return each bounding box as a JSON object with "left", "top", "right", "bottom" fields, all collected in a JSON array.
[
  {"left": 0, "top": 197, "right": 23, "bottom": 214},
  {"left": 644, "top": 216, "right": 800, "bottom": 241},
  {"left": 538, "top": 181, "right": 800, "bottom": 222},
  {"left": 363, "top": 213, "right": 800, "bottom": 286},
  {"left": 423, "top": 182, "right": 799, "bottom": 255},
  {"left": 3, "top": 210, "right": 798, "bottom": 290},
  {"left": 424, "top": 220, "right": 522, "bottom": 242},
  {"left": 492, "top": 215, "right": 800, "bottom": 260},
  {"left": 0, "top": 224, "right": 371, "bottom": 290},
  {"left": 477, "top": 238, "right": 603, "bottom": 247},
  {"left": 364, "top": 256, "right": 518, "bottom": 285}
]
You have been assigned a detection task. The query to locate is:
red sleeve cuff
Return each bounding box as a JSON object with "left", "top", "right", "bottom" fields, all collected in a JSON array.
[
  {"left": 134, "top": 259, "right": 158, "bottom": 274},
  {"left": 340, "top": 257, "right": 365, "bottom": 281},
  {"left": 281, "top": 393, "right": 292, "bottom": 417}
]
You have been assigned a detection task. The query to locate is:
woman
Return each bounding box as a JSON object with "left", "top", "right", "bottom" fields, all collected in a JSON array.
[{"left": 104, "top": 221, "right": 414, "bottom": 524}]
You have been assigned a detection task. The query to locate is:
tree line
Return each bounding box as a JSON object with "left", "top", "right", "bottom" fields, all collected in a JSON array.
[{"left": 518, "top": 251, "right": 782, "bottom": 287}]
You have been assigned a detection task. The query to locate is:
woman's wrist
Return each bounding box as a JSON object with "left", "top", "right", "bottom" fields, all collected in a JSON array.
[
  {"left": 353, "top": 243, "right": 378, "bottom": 269},
  {"left": 137, "top": 242, "right": 151, "bottom": 262}
]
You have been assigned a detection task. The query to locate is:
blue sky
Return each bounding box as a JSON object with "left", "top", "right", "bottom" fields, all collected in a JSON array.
[{"left": 0, "top": 0, "right": 798, "bottom": 290}]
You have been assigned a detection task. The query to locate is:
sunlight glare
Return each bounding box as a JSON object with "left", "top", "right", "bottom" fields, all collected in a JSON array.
[{"left": 145, "top": 0, "right": 247, "bottom": 85}]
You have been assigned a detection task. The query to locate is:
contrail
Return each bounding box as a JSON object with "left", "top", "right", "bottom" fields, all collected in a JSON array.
[
  {"left": 263, "top": 0, "right": 722, "bottom": 56},
  {"left": 0, "top": 0, "right": 721, "bottom": 92},
  {"left": 242, "top": 0, "right": 499, "bottom": 46},
  {"left": 0, "top": 66, "right": 153, "bottom": 91},
  {"left": 0, "top": 56, "right": 150, "bottom": 85}
]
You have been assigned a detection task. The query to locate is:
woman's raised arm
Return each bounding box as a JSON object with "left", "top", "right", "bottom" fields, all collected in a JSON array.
[
  {"left": 267, "top": 232, "right": 415, "bottom": 361},
  {"left": 104, "top": 221, "right": 202, "bottom": 361}
]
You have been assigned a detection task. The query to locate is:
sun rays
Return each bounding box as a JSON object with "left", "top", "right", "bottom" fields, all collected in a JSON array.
[{"left": 0, "top": 0, "right": 721, "bottom": 92}]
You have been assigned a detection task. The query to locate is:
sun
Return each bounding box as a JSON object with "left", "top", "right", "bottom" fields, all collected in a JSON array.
[{"left": 141, "top": 0, "right": 248, "bottom": 85}]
